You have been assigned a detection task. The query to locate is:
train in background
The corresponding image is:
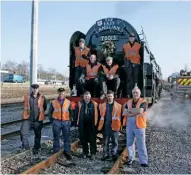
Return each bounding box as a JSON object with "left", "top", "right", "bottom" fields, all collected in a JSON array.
[
  {"left": 69, "top": 18, "right": 162, "bottom": 105},
  {"left": 1, "top": 71, "right": 25, "bottom": 83},
  {"left": 168, "top": 70, "right": 191, "bottom": 100}
]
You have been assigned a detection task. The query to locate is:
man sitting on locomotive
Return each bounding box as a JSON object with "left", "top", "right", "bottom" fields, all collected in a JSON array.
[
  {"left": 123, "top": 33, "right": 142, "bottom": 98},
  {"left": 79, "top": 54, "right": 102, "bottom": 97},
  {"left": 100, "top": 56, "right": 120, "bottom": 99},
  {"left": 73, "top": 38, "right": 91, "bottom": 95}
]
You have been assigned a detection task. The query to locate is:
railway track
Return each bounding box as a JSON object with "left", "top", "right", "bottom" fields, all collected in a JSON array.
[
  {"left": 1, "top": 130, "right": 127, "bottom": 174},
  {"left": 1, "top": 93, "right": 69, "bottom": 106},
  {"left": 1, "top": 127, "right": 78, "bottom": 174},
  {"left": 20, "top": 132, "right": 127, "bottom": 174},
  {"left": 1, "top": 119, "right": 23, "bottom": 127},
  {"left": 1, "top": 119, "right": 51, "bottom": 140}
]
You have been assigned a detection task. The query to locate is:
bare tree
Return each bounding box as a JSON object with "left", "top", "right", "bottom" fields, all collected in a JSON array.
[
  {"left": 21, "top": 60, "right": 29, "bottom": 73},
  {"left": 2, "top": 60, "right": 18, "bottom": 72},
  {"left": 48, "top": 68, "right": 56, "bottom": 79}
]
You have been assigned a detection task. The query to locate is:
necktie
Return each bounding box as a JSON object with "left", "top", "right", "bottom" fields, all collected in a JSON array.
[{"left": 85, "top": 104, "right": 88, "bottom": 114}]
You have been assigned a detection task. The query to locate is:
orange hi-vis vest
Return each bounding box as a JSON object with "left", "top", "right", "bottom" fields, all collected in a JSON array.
[
  {"left": 77, "top": 100, "right": 98, "bottom": 126},
  {"left": 86, "top": 63, "right": 101, "bottom": 80},
  {"left": 75, "top": 47, "right": 90, "bottom": 67},
  {"left": 122, "top": 98, "right": 147, "bottom": 128},
  {"left": 102, "top": 64, "right": 119, "bottom": 76},
  {"left": 52, "top": 98, "right": 71, "bottom": 121},
  {"left": 22, "top": 94, "right": 45, "bottom": 121},
  {"left": 123, "top": 42, "right": 141, "bottom": 64},
  {"left": 98, "top": 101, "right": 122, "bottom": 132}
]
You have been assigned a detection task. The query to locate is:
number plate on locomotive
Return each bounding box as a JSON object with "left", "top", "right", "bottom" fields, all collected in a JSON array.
[{"left": 100, "top": 35, "right": 119, "bottom": 41}]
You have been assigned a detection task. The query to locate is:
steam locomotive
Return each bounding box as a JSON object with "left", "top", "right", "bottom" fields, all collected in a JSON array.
[{"left": 69, "top": 18, "right": 162, "bottom": 104}]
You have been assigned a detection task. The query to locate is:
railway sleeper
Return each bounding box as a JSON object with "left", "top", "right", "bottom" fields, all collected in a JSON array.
[{"left": 22, "top": 134, "right": 127, "bottom": 174}]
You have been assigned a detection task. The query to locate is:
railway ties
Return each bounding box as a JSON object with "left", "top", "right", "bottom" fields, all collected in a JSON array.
[
  {"left": 1, "top": 119, "right": 51, "bottom": 140},
  {"left": 21, "top": 132, "right": 127, "bottom": 174},
  {"left": 1, "top": 131, "right": 128, "bottom": 175}
]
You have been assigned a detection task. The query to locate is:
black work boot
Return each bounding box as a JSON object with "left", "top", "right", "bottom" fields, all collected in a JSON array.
[
  {"left": 112, "top": 154, "right": 118, "bottom": 161},
  {"left": 141, "top": 164, "right": 148, "bottom": 167},
  {"left": 32, "top": 148, "right": 39, "bottom": 155},
  {"left": 64, "top": 151, "right": 72, "bottom": 160}
]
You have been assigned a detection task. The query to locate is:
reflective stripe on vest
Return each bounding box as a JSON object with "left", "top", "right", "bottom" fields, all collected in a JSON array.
[
  {"left": 98, "top": 101, "right": 122, "bottom": 131},
  {"left": 74, "top": 47, "right": 90, "bottom": 67},
  {"left": 127, "top": 98, "right": 147, "bottom": 129},
  {"left": 102, "top": 64, "right": 119, "bottom": 76},
  {"left": 86, "top": 63, "right": 101, "bottom": 80},
  {"left": 52, "top": 98, "right": 71, "bottom": 121},
  {"left": 77, "top": 100, "right": 98, "bottom": 126},
  {"left": 22, "top": 94, "right": 45, "bottom": 121},
  {"left": 123, "top": 42, "right": 141, "bottom": 64}
]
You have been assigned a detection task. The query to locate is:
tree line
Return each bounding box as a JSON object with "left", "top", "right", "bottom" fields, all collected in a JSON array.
[{"left": 1, "top": 60, "right": 68, "bottom": 82}]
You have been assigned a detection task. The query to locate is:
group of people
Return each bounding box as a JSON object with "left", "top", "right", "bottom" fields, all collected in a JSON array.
[
  {"left": 20, "top": 83, "right": 149, "bottom": 167},
  {"left": 73, "top": 33, "right": 142, "bottom": 98}
]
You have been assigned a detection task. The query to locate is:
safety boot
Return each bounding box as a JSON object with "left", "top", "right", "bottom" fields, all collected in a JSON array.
[
  {"left": 112, "top": 154, "right": 118, "bottom": 161},
  {"left": 141, "top": 164, "right": 148, "bottom": 167},
  {"left": 32, "top": 148, "right": 40, "bottom": 155},
  {"left": 64, "top": 151, "right": 72, "bottom": 160}
]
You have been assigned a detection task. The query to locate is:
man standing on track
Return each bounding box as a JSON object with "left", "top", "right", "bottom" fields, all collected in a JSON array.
[
  {"left": 20, "top": 84, "right": 47, "bottom": 155},
  {"left": 75, "top": 91, "right": 98, "bottom": 160},
  {"left": 48, "top": 88, "right": 73, "bottom": 160},
  {"left": 98, "top": 90, "right": 122, "bottom": 161},
  {"left": 122, "top": 85, "right": 148, "bottom": 167}
]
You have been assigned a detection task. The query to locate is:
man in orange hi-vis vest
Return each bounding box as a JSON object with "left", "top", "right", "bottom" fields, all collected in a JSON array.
[
  {"left": 123, "top": 33, "right": 141, "bottom": 97},
  {"left": 75, "top": 91, "right": 98, "bottom": 160},
  {"left": 98, "top": 90, "right": 122, "bottom": 161},
  {"left": 79, "top": 54, "right": 101, "bottom": 97},
  {"left": 100, "top": 56, "right": 120, "bottom": 99},
  {"left": 74, "top": 38, "right": 91, "bottom": 95},
  {"left": 48, "top": 88, "right": 74, "bottom": 160},
  {"left": 20, "top": 84, "right": 47, "bottom": 155},
  {"left": 122, "top": 85, "right": 148, "bottom": 167}
]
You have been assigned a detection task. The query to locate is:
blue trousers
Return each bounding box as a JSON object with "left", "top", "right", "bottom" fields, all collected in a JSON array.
[
  {"left": 52, "top": 119, "right": 71, "bottom": 153},
  {"left": 103, "top": 131, "right": 119, "bottom": 156},
  {"left": 126, "top": 117, "right": 148, "bottom": 164}
]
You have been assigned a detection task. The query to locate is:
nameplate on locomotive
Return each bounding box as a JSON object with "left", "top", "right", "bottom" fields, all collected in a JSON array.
[{"left": 94, "top": 18, "right": 125, "bottom": 34}]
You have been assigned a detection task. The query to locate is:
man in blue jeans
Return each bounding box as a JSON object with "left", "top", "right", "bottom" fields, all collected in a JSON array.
[
  {"left": 98, "top": 90, "right": 122, "bottom": 161},
  {"left": 49, "top": 88, "right": 73, "bottom": 160},
  {"left": 123, "top": 85, "right": 148, "bottom": 167}
]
